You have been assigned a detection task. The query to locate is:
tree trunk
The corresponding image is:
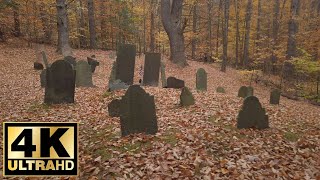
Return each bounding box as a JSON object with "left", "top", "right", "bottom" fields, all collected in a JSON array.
[
  {"left": 286, "top": 0, "right": 300, "bottom": 59},
  {"left": 234, "top": 0, "right": 240, "bottom": 68},
  {"left": 191, "top": 2, "right": 197, "bottom": 59},
  {"left": 39, "top": 3, "right": 53, "bottom": 43},
  {"left": 100, "top": 0, "right": 107, "bottom": 48},
  {"left": 56, "top": 0, "right": 71, "bottom": 55},
  {"left": 78, "top": 0, "right": 86, "bottom": 48},
  {"left": 161, "top": 0, "right": 187, "bottom": 67},
  {"left": 150, "top": 0, "right": 155, "bottom": 52},
  {"left": 243, "top": 0, "right": 253, "bottom": 68},
  {"left": 221, "top": 0, "right": 230, "bottom": 72},
  {"left": 207, "top": 0, "right": 212, "bottom": 56},
  {"left": 13, "top": 4, "right": 21, "bottom": 37},
  {"left": 216, "top": 0, "right": 222, "bottom": 57},
  {"left": 255, "top": 0, "right": 262, "bottom": 52},
  {"left": 271, "top": 0, "right": 280, "bottom": 65},
  {"left": 88, "top": 0, "right": 96, "bottom": 49}
]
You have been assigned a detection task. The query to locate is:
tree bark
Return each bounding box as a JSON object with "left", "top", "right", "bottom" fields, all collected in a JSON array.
[
  {"left": 150, "top": 0, "right": 155, "bottom": 52},
  {"left": 56, "top": 0, "right": 71, "bottom": 55},
  {"left": 39, "top": 3, "right": 53, "bottom": 43},
  {"left": 161, "top": 0, "right": 187, "bottom": 67},
  {"left": 191, "top": 1, "right": 197, "bottom": 59},
  {"left": 77, "top": 0, "right": 86, "bottom": 48},
  {"left": 255, "top": 0, "right": 262, "bottom": 51},
  {"left": 12, "top": 3, "right": 21, "bottom": 37},
  {"left": 243, "top": 0, "right": 253, "bottom": 68},
  {"left": 286, "top": 0, "right": 300, "bottom": 59},
  {"left": 88, "top": 0, "right": 97, "bottom": 49},
  {"left": 221, "top": 0, "right": 230, "bottom": 72},
  {"left": 207, "top": 0, "right": 212, "bottom": 56},
  {"left": 234, "top": 0, "right": 240, "bottom": 67},
  {"left": 216, "top": 0, "right": 222, "bottom": 57}
]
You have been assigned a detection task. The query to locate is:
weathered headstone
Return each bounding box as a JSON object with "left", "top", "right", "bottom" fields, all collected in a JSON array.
[
  {"left": 87, "top": 56, "right": 100, "bottom": 73},
  {"left": 238, "top": 86, "right": 248, "bottom": 98},
  {"left": 166, "top": 77, "right": 185, "bottom": 89},
  {"left": 108, "top": 99, "right": 121, "bottom": 117},
  {"left": 75, "top": 60, "right": 93, "bottom": 87},
  {"left": 64, "top": 56, "right": 76, "bottom": 67},
  {"left": 247, "top": 86, "right": 254, "bottom": 96},
  {"left": 108, "top": 61, "right": 128, "bottom": 91},
  {"left": 143, "top": 53, "right": 161, "bottom": 86},
  {"left": 120, "top": 85, "right": 158, "bottom": 136},
  {"left": 115, "top": 44, "right": 136, "bottom": 85},
  {"left": 196, "top": 68, "right": 207, "bottom": 91},
  {"left": 216, "top": 86, "right": 226, "bottom": 93},
  {"left": 237, "top": 96, "right": 269, "bottom": 129},
  {"left": 180, "top": 87, "right": 195, "bottom": 106},
  {"left": 44, "top": 60, "right": 75, "bottom": 104},
  {"left": 40, "top": 69, "right": 47, "bottom": 88},
  {"left": 34, "top": 62, "right": 44, "bottom": 70},
  {"left": 160, "top": 62, "right": 167, "bottom": 87},
  {"left": 270, "top": 89, "right": 281, "bottom": 105}
]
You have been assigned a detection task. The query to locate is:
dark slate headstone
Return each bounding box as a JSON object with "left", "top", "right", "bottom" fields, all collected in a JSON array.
[
  {"left": 238, "top": 86, "right": 248, "bottom": 98},
  {"left": 87, "top": 56, "right": 100, "bottom": 73},
  {"left": 196, "top": 68, "right": 207, "bottom": 91},
  {"left": 40, "top": 69, "right": 47, "bottom": 88},
  {"left": 34, "top": 62, "right": 44, "bottom": 70},
  {"left": 216, "top": 86, "right": 226, "bottom": 93},
  {"left": 143, "top": 53, "right": 161, "bottom": 86},
  {"left": 180, "top": 87, "right": 195, "bottom": 106},
  {"left": 270, "top": 89, "right": 281, "bottom": 105},
  {"left": 237, "top": 96, "right": 269, "bottom": 129},
  {"left": 44, "top": 60, "right": 75, "bottom": 104},
  {"left": 120, "top": 85, "right": 158, "bottom": 136},
  {"left": 75, "top": 60, "right": 93, "bottom": 87},
  {"left": 64, "top": 56, "right": 76, "bottom": 67},
  {"left": 160, "top": 62, "right": 167, "bottom": 88},
  {"left": 115, "top": 44, "right": 136, "bottom": 85},
  {"left": 108, "top": 61, "right": 129, "bottom": 91},
  {"left": 166, "top": 77, "right": 185, "bottom": 89},
  {"left": 108, "top": 99, "right": 121, "bottom": 117},
  {"left": 247, "top": 86, "right": 254, "bottom": 96}
]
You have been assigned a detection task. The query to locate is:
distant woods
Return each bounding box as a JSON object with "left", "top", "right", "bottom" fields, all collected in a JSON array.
[{"left": 0, "top": 0, "right": 319, "bottom": 69}]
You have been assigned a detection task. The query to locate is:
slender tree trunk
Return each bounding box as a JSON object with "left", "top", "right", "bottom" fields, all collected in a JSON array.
[
  {"left": 243, "top": 0, "right": 253, "bottom": 68},
  {"left": 77, "top": 0, "right": 86, "bottom": 48},
  {"left": 234, "top": 0, "right": 240, "bottom": 68},
  {"left": 286, "top": 0, "right": 300, "bottom": 59},
  {"left": 192, "top": 1, "right": 197, "bottom": 59},
  {"left": 100, "top": 0, "right": 107, "bottom": 48},
  {"left": 221, "top": 0, "right": 230, "bottom": 72},
  {"left": 271, "top": 0, "right": 280, "bottom": 63},
  {"left": 150, "top": 0, "right": 155, "bottom": 52},
  {"left": 207, "top": 0, "right": 212, "bottom": 56},
  {"left": 56, "top": 0, "right": 71, "bottom": 54},
  {"left": 13, "top": 4, "right": 21, "bottom": 37},
  {"left": 39, "top": 3, "right": 53, "bottom": 43},
  {"left": 161, "top": 0, "right": 187, "bottom": 67},
  {"left": 88, "top": 0, "right": 96, "bottom": 49},
  {"left": 216, "top": 0, "right": 222, "bottom": 57},
  {"left": 255, "top": 0, "right": 262, "bottom": 52}
]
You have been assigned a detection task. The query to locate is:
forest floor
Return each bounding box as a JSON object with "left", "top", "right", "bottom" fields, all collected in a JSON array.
[{"left": 0, "top": 40, "right": 319, "bottom": 179}]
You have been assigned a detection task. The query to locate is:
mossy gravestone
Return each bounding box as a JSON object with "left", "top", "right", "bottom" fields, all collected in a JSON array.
[
  {"left": 75, "top": 60, "right": 93, "bottom": 87},
  {"left": 108, "top": 61, "right": 128, "bottom": 91},
  {"left": 270, "top": 89, "right": 281, "bottom": 105},
  {"left": 115, "top": 44, "right": 136, "bottom": 85},
  {"left": 166, "top": 77, "right": 185, "bottom": 89},
  {"left": 120, "top": 85, "right": 158, "bottom": 136},
  {"left": 196, "top": 68, "right": 207, "bottom": 91},
  {"left": 180, "top": 87, "right": 195, "bottom": 106},
  {"left": 237, "top": 96, "right": 269, "bottom": 129},
  {"left": 238, "top": 86, "right": 248, "bottom": 98},
  {"left": 108, "top": 99, "right": 121, "bottom": 117},
  {"left": 44, "top": 60, "right": 75, "bottom": 104},
  {"left": 143, "top": 53, "right": 161, "bottom": 86},
  {"left": 216, "top": 86, "right": 226, "bottom": 93}
]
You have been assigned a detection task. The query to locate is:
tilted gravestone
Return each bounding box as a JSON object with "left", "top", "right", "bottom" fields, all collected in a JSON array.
[
  {"left": 108, "top": 99, "right": 121, "bottom": 117},
  {"left": 247, "top": 86, "right": 254, "bottom": 96},
  {"left": 166, "top": 77, "right": 185, "bottom": 89},
  {"left": 34, "top": 62, "right": 44, "bottom": 70},
  {"left": 40, "top": 69, "right": 47, "bottom": 88},
  {"left": 237, "top": 96, "right": 269, "bottom": 129},
  {"left": 143, "top": 53, "right": 161, "bottom": 86},
  {"left": 64, "top": 56, "right": 77, "bottom": 67},
  {"left": 115, "top": 44, "right": 136, "bottom": 85},
  {"left": 160, "top": 62, "right": 167, "bottom": 88},
  {"left": 180, "top": 87, "right": 195, "bottom": 106},
  {"left": 120, "top": 85, "right": 158, "bottom": 136},
  {"left": 44, "top": 60, "right": 75, "bottom": 104},
  {"left": 270, "top": 89, "right": 281, "bottom": 105},
  {"left": 108, "top": 61, "right": 128, "bottom": 91},
  {"left": 75, "top": 60, "right": 93, "bottom": 87},
  {"left": 238, "top": 86, "right": 249, "bottom": 98},
  {"left": 216, "top": 86, "right": 226, "bottom": 93},
  {"left": 87, "top": 56, "right": 100, "bottom": 73},
  {"left": 196, "top": 68, "right": 207, "bottom": 91}
]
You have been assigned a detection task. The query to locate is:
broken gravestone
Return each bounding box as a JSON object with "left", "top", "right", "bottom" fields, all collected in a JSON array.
[
  {"left": 270, "top": 89, "right": 281, "bottom": 105},
  {"left": 75, "top": 60, "right": 93, "bottom": 87},
  {"left": 108, "top": 61, "right": 128, "bottom": 91},
  {"left": 120, "top": 85, "right": 158, "bottom": 136},
  {"left": 143, "top": 53, "right": 161, "bottom": 86},
  {"left": 87, "top": 56, "right": 100, "bottom": 73},
  {"left": 115, "top": 44, "right": 136, "bottom": 85},
  {"left": 216, "top": 86, "right": 226, "bottom": 93},
  {"left": 237, "top": 96, "right": 269, "bottom": 129},
  {"left": 44, "top": 60, "right": 75, "bottom": 104},
  {"left": 64, "top": 56, "right": 77, "bottom": 67},
  {"left": 40, "top": 69, "right": 47, "bottom": 88},
  {"left": 166, "top": 77, "right": 185, "bottom": 89},
  {"left": 180, "top": 87, "right": 195, "bottom": 106},
  {"left": 238, "top": 86, "right": 249, "bottom": 98},
  {"left": 108, "top": 99, "right": 121, "bottom": 117},
  {"left": 34, "top": 62, "right": 44, "bottom": 70},
  {"left": 196, "top": 68, "right": 207, "bottom": 91},
  {"left": 161, "top": 62, "right": 167, "bottom": 87}
]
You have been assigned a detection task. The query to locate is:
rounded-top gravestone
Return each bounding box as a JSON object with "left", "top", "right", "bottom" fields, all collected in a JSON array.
[
  {"left": 180, "top": 87, "right": 195, "bottom": 106},
  {"left": 270, "top": 89, "right": 281, "bottom": 105},
  {"left": 196, "top": 68, "right": 207, "bottom": 91},
  {"left": 75, "top": 60, "right": 93, "bottom": 87},
  {"left": 216, "top": 86, "right": 226, "bottom": 93},
  {"left": 238, "top": 86, "right": 248, "bottom": 98}
]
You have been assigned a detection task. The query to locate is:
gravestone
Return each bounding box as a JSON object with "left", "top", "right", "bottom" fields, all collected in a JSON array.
[
  {"left": 41, "top": 51, "right": 49, "bottom": 68},
  {"left": 238, "top": 86, "right": 248, "bottom": 98},
  {"left": 180, "top": 87, "right": 195, "bottom": 106},
  {"left": 115, "top": 44, "right": 136, "bottom": 85},
  {"left": 75, "top": 60, "right": 93, "bottom": 87},
  {"left": 87, "top": 56, "right": 100, "bottom": 73},
  {"left": 64, "top": 56, "right": 76, "bottom": 67},
  {"left": 270, "top": 89, "right": 281, "bottom": 105},
  {"left": 237, "top": 96, "right": 269, "bottom": 129},
  {"left": 40, "top": 69, "right": 47, "bottom": 88},
  {"left": 44, "top": 60, "right": 75, "bottom": 104},
  {"left": 143, "top": 53, "right": 161, "bottom": 86},
  {"left": 247, "top": 86, "right": 254, "bottom": 96},
  {"left": 108, "top": 61, "right": 128, "bottom": 91},
  {"left": 196, "top": 68, "right": 207, "bottom": 91},
  {"left": 160, "top": 62, "right": 167, "bottom": 87},
  {"left": 216, "top": 86, "right": 226, "bottom": 93},
  {"left": 108, "top": 99, "right": 121, "bottom": 117},
  {"left": 166, "top": 77, "right": 185, "bottom": 89},
  {"left": 120, "top": 85, "right": 158, "bottom": 136},
  {"left": 34, "top": 62, "right": 44, "bottom": 70}
]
